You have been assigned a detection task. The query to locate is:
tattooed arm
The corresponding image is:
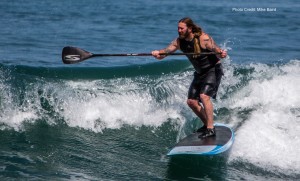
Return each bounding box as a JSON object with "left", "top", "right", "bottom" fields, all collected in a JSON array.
[
  {"left": 152, "top": 39, "right": 179, "bottom": 60},
  {"left": 201, "top": 33, "right": 227, "bottom": 59}
]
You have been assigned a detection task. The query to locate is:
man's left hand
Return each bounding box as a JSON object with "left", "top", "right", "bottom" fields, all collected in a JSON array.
[{"left": 220, "top": 50, "right": 227, "bottom": 58}]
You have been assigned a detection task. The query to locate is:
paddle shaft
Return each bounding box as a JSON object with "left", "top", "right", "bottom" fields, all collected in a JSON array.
[
  {"left": 61, "top": 46, "right": 220, "bottom": 64},
  {"left": 91, "top": 52, "right": 217, "bottom": 57}
]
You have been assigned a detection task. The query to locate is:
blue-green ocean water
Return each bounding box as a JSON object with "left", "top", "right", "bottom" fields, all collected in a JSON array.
[{"left": 1, "top": 0, "right": 300, "bottom": 180}]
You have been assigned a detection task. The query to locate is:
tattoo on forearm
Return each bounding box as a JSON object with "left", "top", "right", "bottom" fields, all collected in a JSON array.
[
  {"left": 165, "top": 39, "right": 178, "bottom": 54},
  {"left": 164, "top": 48, "right": 171, "bottom": 54}
]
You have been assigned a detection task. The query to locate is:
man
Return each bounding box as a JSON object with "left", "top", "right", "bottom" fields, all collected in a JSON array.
[{"left": 152, "top": 17, "right": 227, "bottom": 138}]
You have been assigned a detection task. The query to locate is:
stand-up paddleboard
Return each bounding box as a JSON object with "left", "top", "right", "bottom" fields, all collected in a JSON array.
[{"left": 167, "top": 123, "right": 234, "bottom": 156}]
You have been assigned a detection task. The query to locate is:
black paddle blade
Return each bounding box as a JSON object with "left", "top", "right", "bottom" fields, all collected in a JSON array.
[{"left": 62, "top": 46, "right": 93, "bottom": 64}]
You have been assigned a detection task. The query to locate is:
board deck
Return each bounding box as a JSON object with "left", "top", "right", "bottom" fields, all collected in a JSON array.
[{"left": 167, "top": 123, "right": 234, "bottom": 156}]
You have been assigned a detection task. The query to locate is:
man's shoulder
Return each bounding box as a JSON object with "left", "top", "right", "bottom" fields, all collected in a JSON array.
[{"left": 200, "top": 33, "right": 210, "bottom": 41}]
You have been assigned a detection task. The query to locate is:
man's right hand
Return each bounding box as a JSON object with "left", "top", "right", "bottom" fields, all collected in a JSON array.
[{"left": 152, "top": 50, "right": 164, "bottom": 60}]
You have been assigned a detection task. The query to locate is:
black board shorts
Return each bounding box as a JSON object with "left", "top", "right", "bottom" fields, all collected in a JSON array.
[{"left": 188, "top": 63, "right": 223, "bottom": 101}]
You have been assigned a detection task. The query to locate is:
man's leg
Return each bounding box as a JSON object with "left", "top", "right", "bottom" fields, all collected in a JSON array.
[
  {"left": 200, "top": 94, "right": 214, "bottom": 129},
  {"left": 187, "top": 99, "right": 207, "bottom": 125}
]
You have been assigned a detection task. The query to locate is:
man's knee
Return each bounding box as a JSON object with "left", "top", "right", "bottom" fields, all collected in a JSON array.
[{"left": 187, "top": 99, "right": 198, "bottom": 108}]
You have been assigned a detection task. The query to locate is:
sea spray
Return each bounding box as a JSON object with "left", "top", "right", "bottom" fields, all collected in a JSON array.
[{"left": 227, "top": 60, "right": 300, "bottom": 175}]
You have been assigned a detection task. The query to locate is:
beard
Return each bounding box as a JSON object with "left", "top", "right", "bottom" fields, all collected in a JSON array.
[{"left": 178, "top": 30, "right": 189, "bottom": 39}]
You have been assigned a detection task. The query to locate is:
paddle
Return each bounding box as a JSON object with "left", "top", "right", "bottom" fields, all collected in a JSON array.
[{"left": 62, "top": 46, "right": 219, "bottom": 64}]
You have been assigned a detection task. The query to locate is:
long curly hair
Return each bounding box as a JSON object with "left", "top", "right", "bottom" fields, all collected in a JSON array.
[{"left": 178, "top": 17, "right": 203, "bottom": 56}]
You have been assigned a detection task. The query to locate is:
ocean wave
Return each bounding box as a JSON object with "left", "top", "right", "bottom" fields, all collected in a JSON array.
[
  {"left": 1, "top": 59, "right": 191, "bottom": 80},
  {"left": 1, "top": 59, "right": 300, "bottom": 175},
  {"left": 226, "top": 60, "right": 300, "bottom": 175}
]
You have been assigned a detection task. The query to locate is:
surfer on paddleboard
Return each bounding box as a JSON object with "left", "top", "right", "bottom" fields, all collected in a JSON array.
[{"left": 152, "top": 17, "right": 227, "bottom": 138}]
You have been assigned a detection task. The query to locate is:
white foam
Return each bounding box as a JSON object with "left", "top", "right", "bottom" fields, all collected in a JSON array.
[
  {"left": 62, "top": 75, "right": 189, "bottom": 132},
  {"left": 0, "top": 110, "right": 37, "bottom": 131},
  {"left": 64, "top": 92, "right": 179, "bottom": 131},
  {"left": 0, "top": 67, "right": 190, "bottom": 132},
  {"left": 227, "top": 60, "right": 300, "bottom": 174},
  {"left": 0, "top": 76, "right": 37, "bottom": 130}
]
